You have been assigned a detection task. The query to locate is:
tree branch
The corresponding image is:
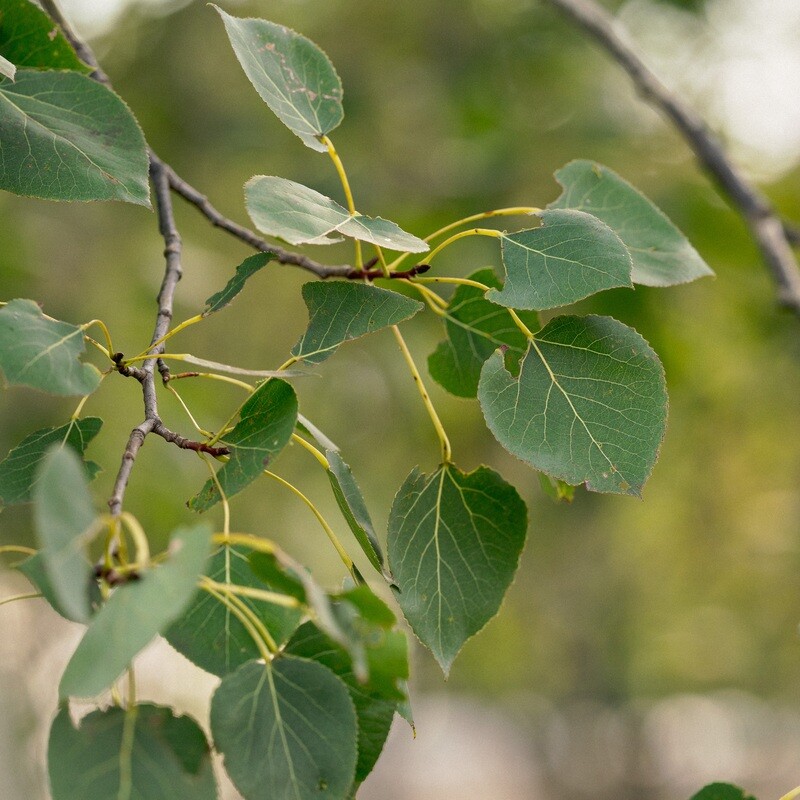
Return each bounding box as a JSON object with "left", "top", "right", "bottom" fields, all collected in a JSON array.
[{"left": 544, "top": 0, "right": 800, "bottom": 315}]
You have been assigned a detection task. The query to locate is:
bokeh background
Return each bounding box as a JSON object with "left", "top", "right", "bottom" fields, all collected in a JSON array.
[{"left": 2, "top": 0, "right": 800, "bottom": 797}]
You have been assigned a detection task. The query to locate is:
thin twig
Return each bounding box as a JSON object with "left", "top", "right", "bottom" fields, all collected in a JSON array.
[
  {"left": 40, "top": 0, "right": 353, "bottom": 281},
  {"left": 545, "top": 0, "right": 800, "bottom": 315}
]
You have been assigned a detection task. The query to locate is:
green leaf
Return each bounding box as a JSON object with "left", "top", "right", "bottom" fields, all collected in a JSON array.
[
  {"left": 0, "top": 417, "right": 102, "bottom": 506},
  {"left": 387, "top": 463, "right": 527, "bottom": 675},
  {"left": 211, "top": 657, "right": 358, "bottom": 800},
  {"left": 18, "top": 551, "right": 101, "bottom": 621},
  {"left": 489, "top": 209, "right": 633, "bottom": 310},
  {"left": 689, "top": 785, "right": 756, "bottom": 800},
  {"left": 549, "top": 160, "right": 714, "bottom": 286},
  {"left": 292, "top": 282, "right": 423, "bottom": 365},
  {"left": 214, "top": 6, "right": 343, "bottom": 151},
  {"left": 326, "top": 449, "right": 386, "bottom": 577},
  {"left": 33, "top": 446, "right": 96, "bottom": 624},
  {"left": 203, "top": 252, "right": 274, "bottom": 316},
  {"left": 59, "top": 523, "right": 213, "bottom": 699},
  {"left": 0, "top": 70, "right": 150, "bottom": 205},
  {"left": 478, "top": 314, "right": 667, "bottom": 496},
  {"left": 0, "top": 53, "right": 13, "bottom": 81},
  {"left": 189, "top": 379, "right": 298, "bottom": 512},
  {"left": 0, "top": 0, "right": 91, "bottom": 73},
  {"left": 428, "top": 267, "right": 540, "bottom": 398},
  {"left": 0, "top": 299, "right": 102, "bottom": 395},
  {"left": 245, "top": 176, "right": 428, "bottom": 252},
  {"left": 286, "top": 620, "right": 407, "bottom": 784},
  {"left": 48, "top": 704, "right": 217, "bottom": 800},
  {"left": 165, "top": 545, "right": 302, "bottom": 677},
  {"left": 538, "top": 473, "right": 576, "bottom": 503}
]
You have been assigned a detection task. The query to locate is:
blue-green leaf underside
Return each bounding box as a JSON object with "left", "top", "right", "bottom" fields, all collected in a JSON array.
[
  {"left": 326, "top": 449, "right": 386, "bottom": 577},
  {"left": 490, "top": 208, "right": 633, "bottom": 310},
  {"left": 189, "top": 379, "right": 298, "bottom": 512},
  {"left": 0, "top": 70, "right": 150, "bottom": 204},
  {"left": 387, "top": 463, "right": 527, "bottom": 675},
  {"left": 286, "top": 621, "right": 406, "bottom": 784},
  {"left": 59, "top": 523, "right": 213, "bottom": 699},
  {"left": 549, "top": 160, "right": 714, "bottom": 287},
  {"left": 689, "top": 785, "right": 757, "bottom": 800},
  {"left": 0, "top": 416, "right": 101, "bottom": 506},
  {"left": 0, "top": 0, "right": 91, "bottom": 73},
  {"left": 428, "top": 267, "right": 540, "bottom": 398},
  {"left": 203, "top": 252, "right": 274, "bottom": 316},
  {"left": 33, "top": 447, "right": 96, "bottom": 624},
  {"left": 478, "top": 314, "right": 667, "bottom": 496},
  {"left": 211, "top": 657, "right": 358, "bottom": 800},
  {"left": 292, "top": 281, "right": 423, "bottom": 365},
  {"left": 245, "top": 176, "right": 428, "bottom": 252},
  {"left": 214, "top": 6, "right": 343, "bottom": 151},
  {"left": 0, "top": 299, "right": 102, "bottom": 395},
  {"left": 165, "top": 545, "right": 302, "bottom": 677},
  {"left": 48, "top": 704, "right": 217, "bottom": 800}
]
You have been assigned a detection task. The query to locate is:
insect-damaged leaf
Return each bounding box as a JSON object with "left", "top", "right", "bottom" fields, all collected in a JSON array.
[
  {"left": 33, "top": 446, "right": 97, "bottom": 624},
  {"left": 165, "top": 544, "right": 302, "bottom": 677},
  {"left": 0, "top": 300, "right": 102, "bottom": 395},
  {"left": 189, "top": 379, "right": 298, "bottom": 512},
  {"left": 387, "top": 463, "right": 527, "bottom": 675},
  {"left": 478, "top": 315, "right": 667, "bottom": 496},
  {"left": 48, "top": 704, "right": 217, "bottom": 800},
  {"left": 203, "top": 252, "right": 274, "bottom": 316},
  {"left": 214, "top": 6, "right": 343, "bottom": 151},
  {"left": 211, "top": 657, "right": 358, "bottom": 800},
  {"left": 0, "top": 417, "right": 101, "bottom": 506},
  {"left": 0, "top": 0, "right": 91, "bottom": 73},
  {"left": 428, "top": 267, "right": 540, "bottom": 398},
  {"left": 490, "top": 209, "right": 633, "bottom": 310},
  {"left": 548, "top": 160, "right": 714, "bottom": 287},
  {"left": 292, "top": 282, "right": 423, "bottom": 365},
  {"left": 59, "top": 523, "right": 213, "bottom": 699},
  {"left": 0, "top": 71, "right": 149, "bottom": 205},
  {"left": 245, "top": 176, "right": 428, "bottom": 252}
]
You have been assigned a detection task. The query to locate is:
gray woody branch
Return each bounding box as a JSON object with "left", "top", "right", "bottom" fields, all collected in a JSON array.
[{"left": 544, "top": 0, "right": 800, "bottom": 316}]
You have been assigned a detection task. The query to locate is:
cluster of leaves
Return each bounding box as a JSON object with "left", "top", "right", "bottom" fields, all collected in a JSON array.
[{"left": 0, "top": 3, "right": 754, "bottom": 799}]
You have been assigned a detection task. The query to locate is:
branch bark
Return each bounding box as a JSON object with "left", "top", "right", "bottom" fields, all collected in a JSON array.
[{"left": 544, "top": 0, "right": 800, "bottom": 315}]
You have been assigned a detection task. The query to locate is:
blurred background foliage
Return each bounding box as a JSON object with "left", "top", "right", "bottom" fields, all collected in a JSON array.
[{"left": 1, "top": 0, "right": 799, "bottom": 798}]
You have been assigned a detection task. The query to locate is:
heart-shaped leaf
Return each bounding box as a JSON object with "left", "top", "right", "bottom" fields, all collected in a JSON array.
[
  {"left": 428, "top": 267, "right": 540, "bottom": 398},
  {"left": 0, "top": 299, "right": 103, "bottom": 395},
  {"left": 0, "top": 416, "right": 102, "bottom": 506},
  {"left": 48, "top": 704, "right": 217, "bottom": 800},
  {"left": 165, "top": 544, "right": 302, "bottom": 677},
  {"left": 214, "top": 6, "right": 343, "bottom": 151},
  {"left": 292, "top": 282, "right": 423, "bottom": 365},
  {"left": 33, "top": 446, "right": 97, "bottom": 623},
  {"left": 245, "top": 176, "right": 428, "bottom": 252},
  {"left": 0, "top": 70, "right": 149, "bottom": 204},
  {"left": 211, "top": 657, "right": 358, "bottom": 800},
  {"left": 489, "top": 208, "right": 633, "bottom": 310},
  {"left": 478, "top": 315, "right": 667, "bottom": 496},
  {"left": 387, "top": 463, "right": 527, "bottom": 675},
  {"left": 548, "top": 160, "right": 714, "bottom": 286},
  {"left": 286, "top": 619, "right": 407, "bottom": 784},
  {"left": 59, "top": 523, "right": 213, "bottom": 699},
  {"left": 189, "top": 379, "right": 298, "bottom": 512}
]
